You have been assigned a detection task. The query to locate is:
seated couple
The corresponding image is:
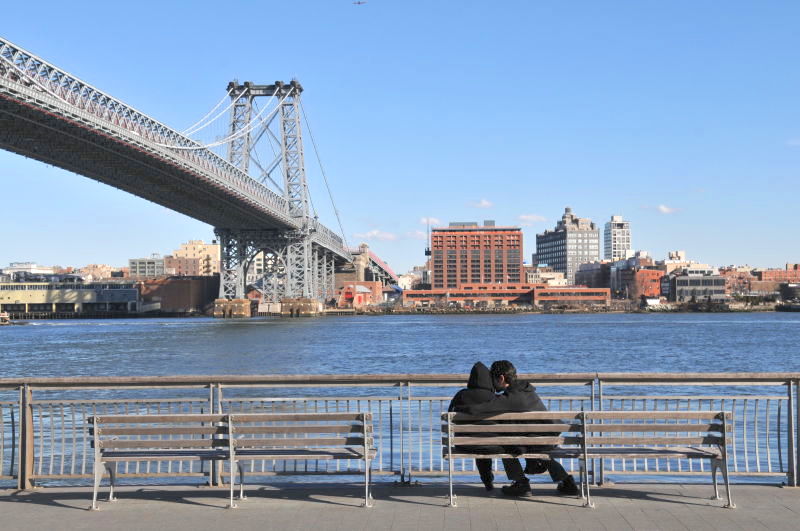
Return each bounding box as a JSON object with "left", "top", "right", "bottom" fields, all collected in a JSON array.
[{"left": 448, "top": 360, "right": 579, "bottom": 496}]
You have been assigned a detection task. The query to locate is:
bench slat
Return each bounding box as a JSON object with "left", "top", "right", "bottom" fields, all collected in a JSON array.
[
  {"left": 585, "top": 423, "right": 729, "bottom": 433},
  {"left": 234, "top": 437, "right": 370, "bottom": 448},
  {"left": 447, "top": 424, "right": 580, "bottom": 433},
  {"left": 446, "top": 451, "right": 580, "bottom": 460},
  {"left": 446, "top": 436, "right": 577, "bottom": 446},
  {"left": 98, "top": 439, "right": 228, "bottom": 449},
  {"left": 233, "top": 424, "right": 371, "bottom": 435},
  {"left": 90, "top": 414, "right": 227, "bottom": 424},
  {"left": 446, "top": 412, "right": 580, "bottom": 421},
  {"left": 230, "top": 413, "right": 369, "bottom": 422},
  {"left": 235, "top": 448, "right": 377, "bottom": 460},
  {"left": 586, "top": 411, "right": 729, "bottom": 420},
  {"left": 584, "top": 446, "right": 722, "bottom": 459},
  {"left": 94, "top": 427, "right": 226, "bottom": 436},
  {"left": 585, "top": 436, "right": 724, "bottom": 446}
]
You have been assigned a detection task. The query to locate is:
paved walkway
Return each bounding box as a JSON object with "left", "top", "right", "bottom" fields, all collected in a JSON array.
[{"left": 2, "top": 482, "right": 798, "bottom": 530}]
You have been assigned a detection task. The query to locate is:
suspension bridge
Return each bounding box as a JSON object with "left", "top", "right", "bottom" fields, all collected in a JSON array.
[{"left": 0, "top": 37, "right": 370, "bottom": 313}]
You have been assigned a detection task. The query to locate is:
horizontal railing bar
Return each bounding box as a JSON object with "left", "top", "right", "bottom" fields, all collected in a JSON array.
[
  {"left": 30, "top": 398, "right": 208, "bottom": 405},
  {"left": 2, "top": 372, "right": 796, "bottom": 391},
  {"left": 602, "top": 395, "right": 788, "bottom": 400},
  {"left": 223, "top": 397, "right": 399, "bottom": 402}
]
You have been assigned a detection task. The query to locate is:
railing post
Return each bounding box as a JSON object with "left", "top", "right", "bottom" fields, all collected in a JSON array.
[
  {"left": 790, "top": 379, "right": 798, "bottom": 487},
  {"left": 17, "top": 384, "right": 35, "bottom": 490},
  {"left": 213, "top": 383, "right": 225, "bottom": 487},
  {"left": 596, "top": 378, "right": 603, "bottom": 486}
]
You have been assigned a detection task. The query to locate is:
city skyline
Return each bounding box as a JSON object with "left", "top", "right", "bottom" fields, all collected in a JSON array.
[{"left": 2, "top": 1, "right": 799, "bottom": 273}]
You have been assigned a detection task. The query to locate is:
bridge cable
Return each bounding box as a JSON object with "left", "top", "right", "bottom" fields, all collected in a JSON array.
[
  {"left": 156, "top": 88, "right": 290, "bottom": 150},
  {"left": 299, "top": 100, "right": 350, "bottom": 252},
  {"left": 180, "top": 85, "right": 239, "bottom": 136}
]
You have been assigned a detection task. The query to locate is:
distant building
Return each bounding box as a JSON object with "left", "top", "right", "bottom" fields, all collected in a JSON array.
[
  {"left": 170, "top": 240, "right": 220, "bottom": 276},
  {"left": 753, "top": 264, "right": 800, "bottom": 283},
  {"left": 1, "top": 262, "right": 55, "bottom": 276},
  {"left": 575, "top": 261, "right": 611, "bottom": 289},
  {"left": 663, "top": 267, "right": 727, "bottom": 303},
  {"left": 430, "top": 221, "right": 523, "bottom": 289},
  {"left": 129, "top": 254, "right": 166, "bottom": 278},
  {"left": 403, "top": 283, "right": 539, "bottom": 308},
  {"left": 78, "top": 264, "right": 117, "bottom": 280},
  {"left": 604, "top": 215, "right": 632, "bottom": 261},
  {"left": 532, "top": 286, "right": 610, "bottom": 308},
  {"left": 536, "top": 207, "right": 600, "bottom": 284},
  {"left": 525, "top": 265, "right": 568, "bottom": 286},
  {"left": 0, "top": 280, "right": 140, "bottom": 314}
]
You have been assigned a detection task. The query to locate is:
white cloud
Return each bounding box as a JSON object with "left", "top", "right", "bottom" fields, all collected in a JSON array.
[
  {"left": 518, "top": 213, "right": 546, "bottom": 226},
  {"left": 405, "top": 230, "right": 427, "bottom": 240},
  {"left": 419, "top": 217, "right": 441, "bottom": 226},
  {"left": 786, "top": 138, "right": 800, "bottom": 147},
  {"left": 469, "top": 198, "right": 493, "bottom": 209},
  {"left": 657, "top": 204, "right": 678, "bottom": 214},
  {"left": 354, "top": 229, "right": 397, "bottom": 241}
]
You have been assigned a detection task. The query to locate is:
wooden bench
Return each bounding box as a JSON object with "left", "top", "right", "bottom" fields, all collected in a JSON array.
[
  {"left": 581, "top": 410, "right": 734, "bottom": 509},
  {"left": 442, "top": 411, "right": 584, "bottom": 507},
  {"left": 230, "top": 412, "right": 376, "bottom": 507},
  {"left": 89, "top": 414, "right": 231, "bottom": 510},
  {"left": 442, "top": 410, "right": 734, "bottom": 509},
  {"left": 89, "top": 412, "right": 375, "bottom": 510}
]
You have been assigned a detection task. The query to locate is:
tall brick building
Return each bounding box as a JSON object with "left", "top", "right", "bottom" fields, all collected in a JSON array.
[{"left": 430, "top": 221, "right": 523, "bottom": 289}]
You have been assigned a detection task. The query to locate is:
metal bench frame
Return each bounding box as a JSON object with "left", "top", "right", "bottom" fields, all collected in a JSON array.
[
  {"left": 442, "top": 410, "right": 734, "bottom": 509},
  {"left": 89, "top": 412, "right": 374, "bottom": 510}
]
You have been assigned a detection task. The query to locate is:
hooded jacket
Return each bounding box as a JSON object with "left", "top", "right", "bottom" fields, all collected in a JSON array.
[
  {"left": 458, "top": 380, "right": 548, "bottom": 415},
  {"left": 448, "top": 362, "right": 496, "bottom": 412}
]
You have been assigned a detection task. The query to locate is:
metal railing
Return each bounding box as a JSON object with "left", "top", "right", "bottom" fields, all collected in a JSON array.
[{"left": 1, "top": 373, "right": 798, "bottom": 489}]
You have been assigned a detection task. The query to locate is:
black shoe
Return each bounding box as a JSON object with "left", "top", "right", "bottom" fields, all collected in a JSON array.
[
  {"left": 479, "top": 471, "right": 494, "bottom": 491},
  {"left": 556, "top": 476, "right": 579, "bottom": 496},
  {"left": 501, "top": 480, "right": 531, "bottom": 497}
]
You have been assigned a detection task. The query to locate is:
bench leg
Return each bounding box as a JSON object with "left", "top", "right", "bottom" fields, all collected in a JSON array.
[
  {"left": 237, "top": 462, "right": 246, "bottom": 500},
  {"left": 711, "top": 459, "right": 721, "bottom": 500},
  {"left": 106, "top": 463, "right": 118, "bottom": 502},
  {"left": 581, "top": 459, "right": 594, "bottom": 508},
  {"left": 363, "top": 460, "right": 373, "bottom": 508},
  {"left": 720, "top": 457, "right": 735, "bottom": 509},
  {"left": 447, "top": 458, "right": 457, "bottom": 507},
  {"left": 91, "top": 460, "right": 103, "bottom": 511},
  {"left": 227, "top": 460, "right": 238, "bottom": 509}
]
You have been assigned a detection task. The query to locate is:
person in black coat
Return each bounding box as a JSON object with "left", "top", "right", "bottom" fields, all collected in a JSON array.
[
  {"left": 448, "top": 362, "right": 503, "bottom": 491},
  {"left": 456, "top": 360, "right": 579, "bottom": 497}
]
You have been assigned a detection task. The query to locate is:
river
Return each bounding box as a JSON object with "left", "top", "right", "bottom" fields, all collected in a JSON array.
[{"left": 1, "top": 313, "right": 798, "bottom": 379}]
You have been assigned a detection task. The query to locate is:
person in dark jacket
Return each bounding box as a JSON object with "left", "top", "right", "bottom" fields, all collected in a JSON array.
[
  {"left": 456, "top": 360, "right": 579, "bottom": 497},
  {"left": 448, "top": 362, "right": 503, "bottom": 491}
]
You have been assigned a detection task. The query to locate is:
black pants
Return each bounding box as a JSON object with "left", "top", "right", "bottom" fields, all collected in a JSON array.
[{"left": 502, "top": 457, "right": 570, "bottom": 483}]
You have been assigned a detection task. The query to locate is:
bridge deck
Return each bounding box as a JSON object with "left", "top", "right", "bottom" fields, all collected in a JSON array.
[{"left": 2, "top": 483, "right": 796, "bottom": 530}]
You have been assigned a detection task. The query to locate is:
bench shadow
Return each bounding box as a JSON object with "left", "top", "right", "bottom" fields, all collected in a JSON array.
[
  {"left": 0, "top": 487, "right": 247, "bottom": 511},
  {"left": 586, "top": 485, "right": 727, "bottom": 507},
  {"left": 382, "top": 484, "right": 584, "bottom": 508}
]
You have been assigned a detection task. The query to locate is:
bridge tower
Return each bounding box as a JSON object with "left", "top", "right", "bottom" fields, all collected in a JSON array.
[{"left": 215, "top": 80, "right": 334, "bottom": 311}]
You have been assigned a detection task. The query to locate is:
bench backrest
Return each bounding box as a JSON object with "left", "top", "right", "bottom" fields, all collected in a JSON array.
[
  {"left": 230, "top": 412, "right": 373, "bottom": 451},
  {"left": 88, "top": 414, "right": 230, "bottom": 452},
  {"left": 442, "top": 411, "right": 584, "bottom": 450},
  {"left": 583, "top": 411, "right": 732, "bottom": 447},
  {"left": 89, "top": 412, "right": 374, "bottom": 454}
]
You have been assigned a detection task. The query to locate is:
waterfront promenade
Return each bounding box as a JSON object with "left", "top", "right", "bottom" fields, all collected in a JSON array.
[{"left": 3, "top": 482, "right": 798, "bottom": 530}]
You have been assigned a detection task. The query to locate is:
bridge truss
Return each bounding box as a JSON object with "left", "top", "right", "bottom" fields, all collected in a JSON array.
[{"left": 0, "top": 37, "right": 351, "bottom": 304}]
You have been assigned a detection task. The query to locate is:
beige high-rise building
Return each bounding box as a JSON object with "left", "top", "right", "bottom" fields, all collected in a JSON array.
[{"left": 170, "top": 240, "right": 221, "bottom": 276}]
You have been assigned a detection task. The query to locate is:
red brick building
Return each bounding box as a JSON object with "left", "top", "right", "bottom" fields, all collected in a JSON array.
[
  {"left": 403, "top": 283, "right": 541, "bottom": 307},
  {"left": 430, "top": 221, "right": 523, "bottom": 289},
  {"left": 754, "top": 264, "right": 800, "bottom": 283},
  {"left": 532, "top": 286, "right": 610, "bottom": 308}
]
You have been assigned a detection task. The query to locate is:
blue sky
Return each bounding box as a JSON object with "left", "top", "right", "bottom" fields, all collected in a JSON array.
[{"left": 2, "top": 1, "right": 799, "bottom": 273}]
